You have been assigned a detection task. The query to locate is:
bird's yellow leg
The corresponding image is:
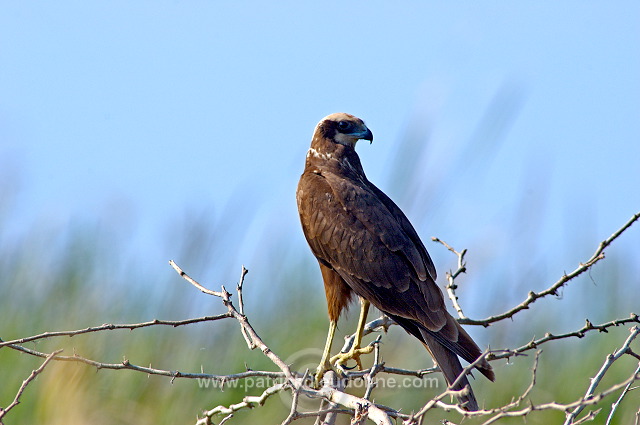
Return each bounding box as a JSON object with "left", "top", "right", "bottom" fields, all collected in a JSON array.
[
  {"left": 331, "top": 298, "right": 373, "bottom": 370},
  {"left": 315, "top": 319, "right": 337, "bottom": 386}
]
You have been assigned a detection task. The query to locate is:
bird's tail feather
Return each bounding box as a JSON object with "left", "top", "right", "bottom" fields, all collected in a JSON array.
[{"left": 420, "top": 331, "right": 479, "bottom": 411}]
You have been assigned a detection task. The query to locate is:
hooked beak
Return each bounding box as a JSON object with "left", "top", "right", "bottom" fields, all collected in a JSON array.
[{"left": 356, "top": 127, "right": 374, "bottom": 144}]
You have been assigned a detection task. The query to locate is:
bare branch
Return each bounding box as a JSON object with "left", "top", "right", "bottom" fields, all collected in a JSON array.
[
  {"left": 6, "top": 341, "right": 285, "bottom": 382},
  {"left": 281, "top": 369, "right": 309, "bottom": 425},
  {"left": 235, "top": 266, "right": 255, "bottom": 349},
  {"left": 606, "top": 362, "right": 640, "bottom": 425},
  {"left": 564, "top": 326, "right": 640, "bottom": 424},
  {"left": 412, "top": 349, "right": 496, "bottom": 418},
  {"left": 236, "top": 265, "right": 248, "bottom": 316},
  {"left": 316, "top": 371, "right": 344, "bottom": 425},
  {"left": 400, "top": 335, "right": 640, "bottom": 425},
  {"left": 313, "top": 382, "right": 393, "bottom": 425},
  {"left": 432, "top": 237, "right": 468, "bottom": 320},
  {"left": 3, "top": 213, "right": 637, "bottom": 424},
  {"left": 0, "top": 314, "right": 232, "bottom": 348},
  {"left": 487, "top": 313, "right": 640, "bottom": 361},
  {"left": 195, "top": 382, "right": 288, "bottom": 425},
  {"left": 170, "top": 260, "right": 263, "bottom": 353},
  {"left": 459, "top": 211, "right": 640, "bottom": 326},
  {"left": 351, "top": 403, "right": 370, "bottom": 425},
  {"left": 170, "top": 263, "right": 396, "bottom": 425},
  {"left": 169, "top": 260, "right": 225, "bottom": 297},
  {"left": 418, "top": 366, "right": 640, "bottom": 424},
  {"left": 286, "top": 407, "right": 353, "bottom": 425},
  {"left": 342, "top": 314, "right": 639, "bottom": 379},
  {"left": 363, "top": 338, "right": 383, "bottom": 401},
  {"left": 0, "top": 349, "right": 62, "bottom": 423}
]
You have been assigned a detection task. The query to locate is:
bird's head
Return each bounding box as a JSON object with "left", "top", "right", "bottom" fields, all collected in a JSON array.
[{"left": 314, "top": 113, "right": 373, "bottom": 148}]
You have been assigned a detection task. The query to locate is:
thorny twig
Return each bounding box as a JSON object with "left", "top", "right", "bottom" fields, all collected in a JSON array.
[
  {"left": 400, "top": 348, "right": 640, "bottom": 425},
  {"left": 169, "top": 261, "right": 394, "bottom": 425},
  {"left": 316, "top": 370, "right": 346, "bottom": 425},
  {"left": 432, "top": 237, "right": 468, "bottom": 320},
  {"left": 457, "top": 211, "right": 640, "bottom": 326},
  {"left": 487, "top": 313, "right": 640, "bottom": 361},
  {"left": 1, "top": 212, "right": 637, "bottom": 424},
  {"left": 409, "top": 349, "right": 497, "bottom": 420},
  {"left": 0, "top": 349, "right": 62, "bottom": 424},
  {"left": 0, "top": 314, "right": 232, "bottom": 348},
  {"left": 196, "top": 382, "right": 288, "bottom": 425},
  {"left": 339, "top": 313, "right": 640, "bottom": 375},
  {"left": 363, "top": 338, "right": 383, "bottom": 401},
  {"left": 564, "top": 326, "right": 640, "bottom": 424},
  {"left": 606, "top": 362, "right": 640, "bottom": 425},
  {"left": 237, "top": 265, "right": 248, "bottom": 316},
  {"left": 169, "top": 260, "right": 294, "bottom": 380},
  {"left": 6, "top": 340, "right": 285, "bottom": 382},
  {"left": 281, "top": 369, "right": 309, "bottom": 425}
]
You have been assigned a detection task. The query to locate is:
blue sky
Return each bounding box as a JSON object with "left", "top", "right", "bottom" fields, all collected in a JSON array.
[{"left": 1, "top": 2, "right": 638, "bottom": 312}]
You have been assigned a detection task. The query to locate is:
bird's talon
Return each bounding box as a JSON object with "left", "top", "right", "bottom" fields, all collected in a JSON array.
[
  {"left": 330, "top": 344, "right": 374, "bottom": 371},
  {"left": 340, "top": 363, "right": 357, "bottom": 371},
  {"left": 314, "top": 362, "right": 348, "bottom": 388}
]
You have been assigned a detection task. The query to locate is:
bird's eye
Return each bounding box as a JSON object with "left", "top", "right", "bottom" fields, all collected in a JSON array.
[{"left": 337, "top": 121, "right": 351, "bottom": 131}]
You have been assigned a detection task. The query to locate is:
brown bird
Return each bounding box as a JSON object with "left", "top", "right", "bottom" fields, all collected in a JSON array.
[{"left": 296, "top": 113, "right": 494, "bottom": 410}]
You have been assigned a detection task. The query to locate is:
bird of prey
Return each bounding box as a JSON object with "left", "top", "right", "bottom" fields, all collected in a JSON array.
[{"left": 296, "top": 113, "right": 494, "bottom": 410}]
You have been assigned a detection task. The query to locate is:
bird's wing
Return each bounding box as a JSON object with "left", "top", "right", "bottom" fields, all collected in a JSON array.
[
  {"left": 298, "top": 168, "right": 494, "bottom": 380},
  {"left": 298, "top": 169, "right": 447, "bottom": 331}
]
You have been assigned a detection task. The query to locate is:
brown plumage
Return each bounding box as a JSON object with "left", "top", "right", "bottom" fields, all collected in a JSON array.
[{"left": 296, "top": 113, "right": 494, "bottom": 410}]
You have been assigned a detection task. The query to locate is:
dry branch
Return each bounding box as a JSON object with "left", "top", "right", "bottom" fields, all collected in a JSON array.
[
  {"left": 409, "top": 357, "right": 640, "bottom": 424},
  {"left": 6, "top": 341, "right": 285, "bottom": 382},
  {"left": 606, "top": 362, "right": 640, "bottom": 425},
  {"left": 196, "top": 382, "right": 288, "bottom": 425},
  {"left": 0, "top": 314, "right": 232, "bottom": 348},
  {"left": 488, "top": 313, "right": 640, "bottom": 361},
  {"left": 564, "top": 326, "right": 640, "bottom": 424},
  {"left": 457, "top": 211, "right": 640, "bottom": 326},
  {"left": 1, "top": 212, "right": 638, "bottom": 424},
  {"left": 0, "top": 349, "right": 62, "bottom": 424},
  {"left": 431, "top": 237, "right": 468, "bottom": 320},
  {"left": 169, "top": 261, "right": 394, "bottom": 425},
  {"left": 395, "top": 327, "right": 640, "bottom": 425}
]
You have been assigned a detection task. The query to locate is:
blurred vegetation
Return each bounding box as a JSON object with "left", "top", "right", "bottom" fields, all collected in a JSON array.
[{"left": 1, "top": 105, "right": 639, "bottom": 424}]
